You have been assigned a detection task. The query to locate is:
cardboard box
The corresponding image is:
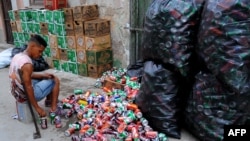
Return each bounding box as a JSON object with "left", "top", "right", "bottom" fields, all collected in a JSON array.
[
  {"left": 66, "top": 36, "right": 76, "bottom": 49},
  {"left": 44, "top": 57, "right": 53, "bottom": 68},
  {"left": 84, "top": 19, "right": 110, "bottom": 37},
  {"left": 10, "top": 21, "right": 17, "bottom": 32},
  {"left": 60, "top": 60, "right": 69, "bottom": 72},
  {"left": 75, "top": 35, "right": 85, "bottom": 49},
  {"left": 77, "top": 63, "right": 88, "bottom": 76},
  {"left": 103, "top": 78, "right": 125, "bottom": 90},
  {"left": 52, "top": 59, "right": 61, "bottom": 70},
  {"left": 63, "top": 8, "right": 73, "bottom": 22},
  {"left": 74, "top": 21, "right": 84, "bottom": 36},
  {"left": 40, "top": 22, "right": 48, "bottom": 35},
  {"left": 76, "top": 49, "right": 87, "bottom": 63},
  {"left": 67, "top": 49, "right": 77, "bottom": 62},
  {"left": 88, "top": 62, "right": 113, "bottom": 78},
  {"left": 85, "top": 34, "right": 111, "bottom": 50},
  {"left": 53, "top": 10, "right": 65, "bottom": 24},
  {"left": 65, "top": 22, "right": 75, "bottom": 36},
  {"left": 59, "top": 48, "right": 68, "bottom": 61},
  {"left": 15, "top": 21, "right": 22, "bottom": 32},
  {"left": 82, "top": 4, "right": 99, "bottom": 21},
  {"left": 49, "top": 34, "right": 58, "bottom": 48},
  {"left": 73, "top": 6, "right": 82, "bottom": 21},
  {"left": 86, "top": 49, "right": 113, "bottom": 65},
  {"left": 14, "top": 10, "right": 20, "bottom": 21},
  {"left": 57, "top": 36, "right": 67, "bottom": 49},
  {"left": 51, "top": 48, "right": 60, "bottom": 59},
  {"left": 68, "top": 62, "right": 78, "bottom": 75}
]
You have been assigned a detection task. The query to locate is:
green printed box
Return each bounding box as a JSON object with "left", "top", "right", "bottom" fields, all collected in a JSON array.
[
  {"left": 17, "top": 32, "right": 25, "bottom": 42},
  {"left": 45, "top": 10, "right": 54, "bottom": 23},
  {"left": 48, "top": 23, "right": 55, "bottom": 34},
  {"left": 32, "top": 23, "right": 40, "bottom": 34},
  {"left": 8, "top": 10, "right": 15, "bottom": 21},
  {"left": 21, "top": 22, "right": 29, "bottom": 33},
  {"left": 12, "top": 32, "right": 19, "bottom": 41},
  {"left": 38, "top": 10, "right": 46, "bottom": 22},
  {"left": 67, "top": 49, "right": 77, "bottom": 62},
  {"left": 52, "top": 59, "right": 61, "bottom": 70},
  {"left": 55, "top": 24, "right": 66, "bottom": 36},
  {"left": 23, "top": 33, "right": 30, "bottom": 42},
  {"left": 53, "top": 10, "right": 65, "bottom": 24},
  {"left": 57, "top": 36, "right": 67, "bottom": 49},
  {"left": 68, "top": 62, "right": 78, "bottom": 75},
  {"left": 60, "top": 61, "right": 69, "bottom": 72},
  {"left": 27, "top": 22, "right": 33, "bottom": 33},
  {"left": 31, "top": 10, "right": 39, "bottom": 22},
  {"left": 77, "top": 63, "right": 88, "bottom": 76},
  {"left": 19, "top": 9, "right": 32, "bottom": 21},
  {"left": 43, "top": 47, "right": 51, "bottom": 57},
  {"left": 87, "top": 49, "right": 113, "bottom": 65}
]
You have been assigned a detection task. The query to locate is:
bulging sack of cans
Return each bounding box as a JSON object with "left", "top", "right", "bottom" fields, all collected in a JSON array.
[
  {"left": 142, "top": 0, "right": 205, "bottom": 76},
  {"left": 135, "top": 60, "right": 188, "bottom": 139},
  {"left": 185, "top": 72, "right": 250, "bottom": 141},
  {"left": 196, "top": 0, "right": 250, "bottom": 95}
]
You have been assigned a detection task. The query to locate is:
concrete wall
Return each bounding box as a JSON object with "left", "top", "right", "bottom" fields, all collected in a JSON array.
[
  {"left": 68, "top": 0, "right": 131, "bottom": 68},
  {"left": 1, "top": 0, "right": 130, "bottom": 67}
]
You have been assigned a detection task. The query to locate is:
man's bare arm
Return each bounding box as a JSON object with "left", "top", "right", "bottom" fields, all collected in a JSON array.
[{"left": 21, "top": 63, "right": 46, "bottom": 116}]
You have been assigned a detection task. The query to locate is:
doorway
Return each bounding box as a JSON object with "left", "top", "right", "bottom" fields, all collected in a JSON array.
[
  {"left": 1, "top": 0, "right": 13, "bottom": 44},
  {"left": 129, "top": 0, "right": 152, "bottom": 65}
]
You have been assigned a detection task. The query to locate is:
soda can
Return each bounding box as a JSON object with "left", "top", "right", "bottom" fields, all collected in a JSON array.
[
  {"left": 145, "top": 131, "right": 158, "bottom": 139},
  {"left": 40, "top": 117, "right": 47, "bottom": 129},
  {"left": 54, "top": 116, "right": 62, "bottom": 128},
  {"left": 74, "top": 89, "right": 83, "bottom": 95},
  {"left": 49, "top": 112, "right": 56, "bottom": 125},
  {"left": 64, "top": 127, "right": 75, "bottom": 137}
]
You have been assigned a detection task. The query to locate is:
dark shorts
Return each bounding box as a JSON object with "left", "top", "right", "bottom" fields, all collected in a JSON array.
[{"left": 32, "top": 79, "right": 55, "bottom": 101}]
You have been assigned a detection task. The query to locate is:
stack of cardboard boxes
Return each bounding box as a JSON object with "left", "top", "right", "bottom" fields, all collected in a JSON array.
[{"left": 8, "top": 4, "right": 113, "bottom": 78}]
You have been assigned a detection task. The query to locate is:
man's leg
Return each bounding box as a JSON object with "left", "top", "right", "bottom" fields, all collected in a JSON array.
[{"left": 50, "top": 76, "right": 60, "bottom": 112}]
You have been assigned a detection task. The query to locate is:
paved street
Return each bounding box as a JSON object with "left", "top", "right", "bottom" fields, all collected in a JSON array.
[{"left": 0, "top": 45, "right": 198, "bottom": 141}]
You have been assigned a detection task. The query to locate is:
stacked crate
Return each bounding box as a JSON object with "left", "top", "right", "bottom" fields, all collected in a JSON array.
[
  {"left": 84, "top": 14, "right": 113, "bottom": 78},
  {"left": 8, "top": 9, "right": 34, "bottom": 48},
  {"left": 8, "top": 4, "right": 113, "bottom": 78}
]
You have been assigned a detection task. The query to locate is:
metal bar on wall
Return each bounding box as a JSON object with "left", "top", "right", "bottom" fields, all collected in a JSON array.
[{"left": 129, "top": 0, "right": 152, "bottom": 65}]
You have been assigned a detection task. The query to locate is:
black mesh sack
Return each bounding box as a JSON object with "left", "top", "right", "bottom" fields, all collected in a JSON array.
[
  {"left": 185, "top": 72, "right": 250, "bottom": 141},
  {"left": 196, "top": 0, "right": 250, "bottom": 95},
  {"left": 142, "top": 0, "right": 205, "bottom": 76},
  {"left": 135, "top": 60, "right": 188, "bottom": 139}
]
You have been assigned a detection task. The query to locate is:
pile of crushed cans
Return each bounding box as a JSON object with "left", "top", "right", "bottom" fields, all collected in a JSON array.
[{"left": 54, "top": 68, "right": 168, "bottom": 141}]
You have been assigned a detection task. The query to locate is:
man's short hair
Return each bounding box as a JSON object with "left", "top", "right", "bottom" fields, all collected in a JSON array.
[{"left": 29, "top": 34, "right": 47, "bottom": 47}]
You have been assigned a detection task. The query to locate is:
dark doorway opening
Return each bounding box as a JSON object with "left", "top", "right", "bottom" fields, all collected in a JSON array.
[{"left": 1, "top": 0, "right": 13, "bottom": 44}]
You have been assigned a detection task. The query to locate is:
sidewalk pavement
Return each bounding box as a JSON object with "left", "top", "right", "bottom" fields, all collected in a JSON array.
[{"left": 0, "top": 44, "right": 198, "bottom": 141}]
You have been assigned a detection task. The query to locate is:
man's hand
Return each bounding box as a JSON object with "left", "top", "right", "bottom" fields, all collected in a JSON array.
[
  {"left": 35, "top": 106, "right": 46, "bottom": 117},
  {"left": 42, "top": 73, "right": 54, "bottom": 79}
]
